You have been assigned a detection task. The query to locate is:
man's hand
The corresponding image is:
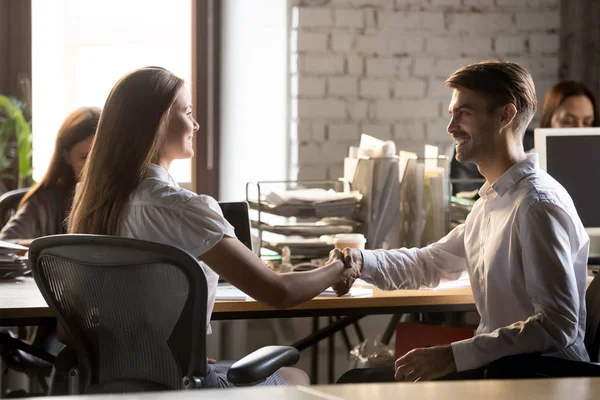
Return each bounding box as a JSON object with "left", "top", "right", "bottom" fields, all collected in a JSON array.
[
  {"left": 394, "top": 345, "right": 456, "bottom": 382},
  {"left": 329, "top": 247, "right": 363, "bottom": 296}
]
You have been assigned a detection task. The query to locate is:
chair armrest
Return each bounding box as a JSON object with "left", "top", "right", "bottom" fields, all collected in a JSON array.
[{"left": 227, "top": 345, "right": 299, "bottom": 386}]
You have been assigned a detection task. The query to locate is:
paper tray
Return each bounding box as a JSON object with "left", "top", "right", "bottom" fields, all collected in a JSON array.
[{"left": 249, "top": 200, "right": 359, "bottom": 219}]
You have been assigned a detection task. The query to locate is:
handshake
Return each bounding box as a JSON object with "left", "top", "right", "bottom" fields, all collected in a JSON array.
[{"left": 327, "top": 248, "right": 363, "bottom": 296}]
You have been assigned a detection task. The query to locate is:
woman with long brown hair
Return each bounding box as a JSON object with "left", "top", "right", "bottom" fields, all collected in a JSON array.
[
  {"left": 0, "top": 107, "right": 100, "bottom": 240},
  {"left": 539, "top": 80, "right": 597, "bottom": 128},
  {"left": 68, "top": 67, "right": 358, "bottom": 387}
]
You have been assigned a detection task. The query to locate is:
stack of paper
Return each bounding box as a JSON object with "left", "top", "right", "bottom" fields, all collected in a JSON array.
[
  {"left": 423, "top": 271, "right": 471, "bottom": 290},
  {"left": 265, "top": 188, "right": 362, "bottom": 206},
  {"left": 320, "top": 286, "right": 373, "bottom": 298},
  {"left": 0, "top": 240, "right": 29, "bottom": 280},
  {"left": 258, "top": 189, "right": 362, "bottom": 219},
  {"left": 215, "top": 283, "right": 374, "bottom": 301}
]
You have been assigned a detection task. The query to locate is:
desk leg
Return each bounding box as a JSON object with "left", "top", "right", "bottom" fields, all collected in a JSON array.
[
  {"left": 311, "top": 316, "right": 319, "bottom": 384},
  {"left": 335, "top": 318, "right": 353, "bottom": 352},
  {"left": 381, "top": 314, "right": 403, "bottom": 345},
  {"left": 353, "top": 321, "right": 365, "bottom": 342},
  {"left": 293, "top": 316, "right": 365, "bottom": 384},
  {"left": 328, "top": 317, "right": 334, "bottom": 384}
]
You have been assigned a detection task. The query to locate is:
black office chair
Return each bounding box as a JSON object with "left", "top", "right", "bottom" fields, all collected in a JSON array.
[
  {"left": 485, "top": 274, "right": 600, "bottom": 378},
  {"left": 0, "top": 187, "right": 29, "bottom": 227},
  {"left": 0, "top": 187, "right": 56, "bottom": 397},
  {"left": 28, "top": 234, "right": 299, "bottom": 394}
]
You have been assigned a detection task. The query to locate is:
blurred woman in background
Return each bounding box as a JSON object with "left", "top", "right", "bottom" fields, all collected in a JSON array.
[
  {"left": 540, "top": 80, "right": 597, "bottom": 128},
  {"left": 0, "top": 107, "right": 100, "bottom": 240}
]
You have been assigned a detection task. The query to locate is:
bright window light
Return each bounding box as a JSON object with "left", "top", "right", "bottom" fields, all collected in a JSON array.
[{"left": 32, "top": 0, "right": 192, "bottom": 182}]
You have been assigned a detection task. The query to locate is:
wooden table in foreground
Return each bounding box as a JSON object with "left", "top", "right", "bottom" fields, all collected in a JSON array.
[
  {"left": 0, "top": 278, "right": 477, "bottom": 325},
  {"left": 27, "top": 378, "right": 600, "bottom": 400},
  {"left": 315, "top": 377, "right": 600, "bottom": 400}
]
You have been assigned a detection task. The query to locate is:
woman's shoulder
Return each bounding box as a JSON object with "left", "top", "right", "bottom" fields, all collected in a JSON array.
[
  {"left": 132, "top": 180, "right": 217, "bottom": 212},
  {"left": 22, "top": 186, "right": 71, "bottom": 207}
]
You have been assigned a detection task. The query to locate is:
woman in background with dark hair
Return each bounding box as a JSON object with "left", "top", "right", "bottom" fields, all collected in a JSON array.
[
  {"left": 0, "top": 107, "right": 100, "bottom": 240},
  {"left": 540, "top": 80, "right": 597, "bottom": 128}
]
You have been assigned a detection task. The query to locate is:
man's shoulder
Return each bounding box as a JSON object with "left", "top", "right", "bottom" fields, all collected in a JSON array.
[{"left": 513, "top": 170, "right": 578, "bottom": 220}]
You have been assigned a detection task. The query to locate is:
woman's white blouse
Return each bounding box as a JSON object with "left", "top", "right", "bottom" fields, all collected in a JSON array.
[{"left": 120, "top": 164, "right": 235, "bottom": 334}]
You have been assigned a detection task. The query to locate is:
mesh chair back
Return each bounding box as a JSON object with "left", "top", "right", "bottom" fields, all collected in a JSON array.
[
  {"left": 586, "top": 274, "right": 600, "bottom": 362},
  {"left": 28, "top": 235, "right": 208, "bottom": 391},
  {"left": 0, "top": 187, "right": 29, "bottom": 226}
]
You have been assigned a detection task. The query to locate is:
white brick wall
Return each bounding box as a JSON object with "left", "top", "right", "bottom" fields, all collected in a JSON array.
[
  {"left": 329, "top": 76, "right": 359, "bottom": 96},
  {"left": 360, "top": 78, "right": 391, "bottom": 99},
  {"left": 292, "top": 0, "right": 560, "bottom": 180}
]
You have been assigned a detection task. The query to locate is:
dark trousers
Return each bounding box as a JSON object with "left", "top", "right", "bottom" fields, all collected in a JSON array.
[{"left": 336, "top": 354, "right": 600, "bottom": 384}]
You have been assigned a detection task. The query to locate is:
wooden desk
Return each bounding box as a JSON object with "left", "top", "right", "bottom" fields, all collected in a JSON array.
[
  {"left": 315, "top": 378, "right": 600, "bottom": 400},
  {"left": 0, "top": 278, "right": 53, "bottom": 325},
  {"left": 0, "top": 278, "right": 476, "bottom": 325},
  {"left": 42, "top": 386, "right": 334, "bottom": 400},
  {"left": 213, "top": 285, "right": 476, "bottom": 320},
  {"left": 29, "top": 378, "right": 600, "bottom": 399}
]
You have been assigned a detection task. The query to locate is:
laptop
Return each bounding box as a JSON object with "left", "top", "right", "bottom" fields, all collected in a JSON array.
[{"left": 218, "top": 201, "right": 253, "bottom": 252}]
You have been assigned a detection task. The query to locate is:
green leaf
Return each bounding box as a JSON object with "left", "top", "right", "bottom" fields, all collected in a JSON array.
[{"left": 0, "top": 94, "right": 33, "bottom": 188}]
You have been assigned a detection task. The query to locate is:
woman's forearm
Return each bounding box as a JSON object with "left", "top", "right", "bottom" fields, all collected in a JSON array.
[
  {"left": 201, "top": 237, "right": 351, "bottom": 309},
  {"left": 275, "top": 260, "right": 345, "bottom": 309}
]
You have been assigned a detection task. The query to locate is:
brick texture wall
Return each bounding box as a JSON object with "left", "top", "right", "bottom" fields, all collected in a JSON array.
[{"left": 291, "top": 0, "right": 560, "bottom": 181}]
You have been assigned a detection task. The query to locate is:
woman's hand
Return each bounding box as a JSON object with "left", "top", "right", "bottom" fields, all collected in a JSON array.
[{"left": 328, "top": 248, "right": 361, "bottom": 296}]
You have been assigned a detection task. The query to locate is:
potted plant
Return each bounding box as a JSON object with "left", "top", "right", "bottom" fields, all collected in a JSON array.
[{"left": 0, "top": 95, "right": 33, "bottom": 193}]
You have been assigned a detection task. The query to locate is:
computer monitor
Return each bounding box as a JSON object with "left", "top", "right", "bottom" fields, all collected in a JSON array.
[
  {"left": 218, "top": 201, "right": 253, "bottom": 252},
  {"left": 534, "top": 128, "right": 600, "bottom": 257}
]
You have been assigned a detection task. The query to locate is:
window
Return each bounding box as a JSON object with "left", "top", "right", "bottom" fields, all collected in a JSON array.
[{"left": 31, "top": 0, "right": 192, "bottom": 182}]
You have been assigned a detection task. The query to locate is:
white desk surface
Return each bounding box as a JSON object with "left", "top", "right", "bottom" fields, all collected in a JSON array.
[
  {"left": 35, "top": 386, "right": 339, "bottom": 400},
  {"left": 316, "top": 378, "right": 600, "bottom": 399},
  {"left": 24, "top": 378, "right": 600, "bottom": 400}
]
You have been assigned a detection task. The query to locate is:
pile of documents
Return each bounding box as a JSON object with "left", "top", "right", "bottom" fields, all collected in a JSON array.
[
  {"left": 0, "top": 240, "right": 29, "bottom": 280},
  {"left": 262, "top": 189, "right": 362, "bottom": 219},
  {"left": 397, "top": 145, "right": 449, "bottom": 248}
]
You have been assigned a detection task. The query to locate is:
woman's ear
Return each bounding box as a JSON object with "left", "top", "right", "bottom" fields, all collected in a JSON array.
[{"left": 500, "top": 103, "right": 517, "bottom": 132}]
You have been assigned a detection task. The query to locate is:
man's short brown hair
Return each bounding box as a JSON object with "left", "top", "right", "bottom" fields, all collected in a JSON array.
[{"left": 445, "top": 61, "right": 537, "bottom": 135}]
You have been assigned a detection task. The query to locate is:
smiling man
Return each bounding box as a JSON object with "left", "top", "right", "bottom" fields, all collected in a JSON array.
[{"left": 335, "top": 61, "right": 591, "bottom": 382}]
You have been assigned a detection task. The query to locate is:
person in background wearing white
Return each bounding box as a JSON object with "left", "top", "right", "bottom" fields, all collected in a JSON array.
[{"left": 335, "top": 61, "right": 591, "bottom": 383}]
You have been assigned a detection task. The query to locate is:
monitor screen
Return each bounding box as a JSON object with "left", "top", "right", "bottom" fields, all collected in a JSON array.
[
  {"left": 535, "top": 128, "right": 600, "bottom": 229},
  {"left": 218, "top": 201, "right": 253, "bottom": 251}
]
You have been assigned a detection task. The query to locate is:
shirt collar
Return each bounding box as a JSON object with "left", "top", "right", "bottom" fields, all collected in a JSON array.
[
  {"left": 144, "top": 164, "right": 174, "bottom": 185},
  {"left": 490, "top": 154, "right": 538, "bottom": 198}
]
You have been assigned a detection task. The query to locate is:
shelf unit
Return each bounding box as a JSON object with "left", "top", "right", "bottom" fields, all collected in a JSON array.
[{"left": 246, "top": 180, "right": 361, "bottom": 259}]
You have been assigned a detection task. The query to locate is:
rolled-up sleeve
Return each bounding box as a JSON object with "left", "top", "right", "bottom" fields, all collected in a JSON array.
[{"left": 360, "top": 224, "right": 468, "bottom": 290}]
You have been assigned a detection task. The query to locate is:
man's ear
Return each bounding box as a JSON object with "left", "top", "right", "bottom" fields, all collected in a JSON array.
[{"left": 499, "top": 103, "right": 517, "bottom": 132}]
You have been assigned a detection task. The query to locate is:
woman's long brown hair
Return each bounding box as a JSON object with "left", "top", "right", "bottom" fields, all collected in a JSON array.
[
  {"left": 68, "top": 67, "right": 184, "bottom": 235},
  {"left": 20, "top": 107, "right": 100, "bottom": 208},
  {"left": 540, "top": 80, "right": 598, "bottom": 128}
]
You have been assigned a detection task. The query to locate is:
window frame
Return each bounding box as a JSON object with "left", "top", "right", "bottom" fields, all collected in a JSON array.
[{"left": 2, "top": 0, "right": 221, "bottom": 197}]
